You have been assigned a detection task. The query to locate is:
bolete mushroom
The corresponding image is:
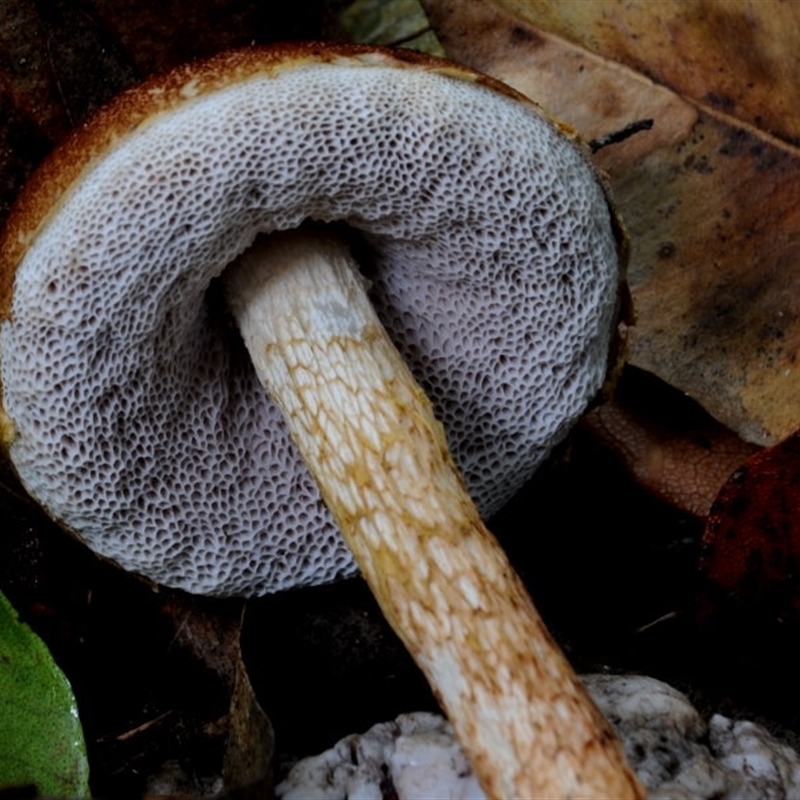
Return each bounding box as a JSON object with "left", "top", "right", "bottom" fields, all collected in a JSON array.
[{"left": 0, "top": 44, "right": 641, "bottom": 798}]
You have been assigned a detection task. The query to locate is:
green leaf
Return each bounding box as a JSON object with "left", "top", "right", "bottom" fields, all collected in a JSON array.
[
  {"left": 0, "top": 589, "right": 89, "bottom": 797},
  {"left": 337, "top": 0, "right": 444, "bottom": 54}
]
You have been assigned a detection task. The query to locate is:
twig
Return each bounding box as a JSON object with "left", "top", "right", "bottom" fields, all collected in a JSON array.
[{"left": 590, "top": 119, "right": 654, "bottom": 153}]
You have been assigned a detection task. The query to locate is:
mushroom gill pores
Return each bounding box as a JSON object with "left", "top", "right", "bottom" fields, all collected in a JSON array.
[
  {"left": 0, "top": 46, "right": 620, "bottom": 597},
  {"left": 0, "top": 44, "right": 639, "bottom": 799}
]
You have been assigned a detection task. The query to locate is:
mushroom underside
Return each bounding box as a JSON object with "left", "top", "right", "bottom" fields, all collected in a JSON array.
[{"left": 1, "top": 61, "right": 617, "bottom": 597}]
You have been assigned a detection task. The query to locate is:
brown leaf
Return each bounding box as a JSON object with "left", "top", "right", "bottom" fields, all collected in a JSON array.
[
  {"left": 488, "top": 0, "right": 800, "bottom": 146},
  {"left": 161, "top": 594, "right": 275, "bottom": 794},
  {"left": 421, "top": 0, "right": 800, "bottom": 446},
  {"left": 699, "top": 432, "right": 800, "bottom": 621},
  {"left": 584, "top": 371, "right": 759, "bottom": 518}
]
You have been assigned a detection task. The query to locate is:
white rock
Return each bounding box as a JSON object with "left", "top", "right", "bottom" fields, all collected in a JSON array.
[
  {"left": 276, "top": 675, "right": 800, "bottom": 800},
  {"left": 709, "top": 714, "right": 800, "bottom": 799},
  {"left": 277, "top": 712, "right": 483, "bottom": 800}
]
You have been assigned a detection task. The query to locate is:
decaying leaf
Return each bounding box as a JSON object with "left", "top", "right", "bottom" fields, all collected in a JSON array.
[
  {"left": 160, "top": 594, "right": 274, "bottom": 795},
  {"left": 583, "top": 370, "right": 760, "bottom": 518},
  {"left": 421, "top": 0, "right": 800, "bottom": 447},
  {"left": 484, "top": 0, "right": 800, "bottom": 147},
  {"left": 700, "top": 432, "right": 800, "bottom": 621},
  {"left": 337, "top": 0, "right": 443, "bottom": 53}
]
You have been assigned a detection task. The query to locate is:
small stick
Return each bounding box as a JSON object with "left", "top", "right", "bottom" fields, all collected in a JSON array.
[{"left": 590, "top": 119, "right": 654, "bottom": 153}]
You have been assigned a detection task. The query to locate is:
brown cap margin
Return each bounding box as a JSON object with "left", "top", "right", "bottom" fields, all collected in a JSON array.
[{"left": 0, "top": 41, "right": 562, "bottom": 322}]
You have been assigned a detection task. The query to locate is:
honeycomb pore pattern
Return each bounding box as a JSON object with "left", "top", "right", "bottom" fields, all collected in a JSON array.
[{"left": 0, "top": 49, "right": 620, "bottom": 596}]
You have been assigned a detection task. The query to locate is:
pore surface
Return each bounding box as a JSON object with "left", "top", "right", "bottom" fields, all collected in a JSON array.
[{"left": 1, "top": 61, "right": 618, "bottom": 595}]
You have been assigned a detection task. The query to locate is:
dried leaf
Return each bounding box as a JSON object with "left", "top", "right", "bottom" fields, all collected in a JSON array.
[
  {"left": 487, "top": 0, "right": 800, "bottom": 147},
  {"left": 700, "top": 433, "right": 800, "bottom": 621},
  {"left": 421, "top": 0, "right": 800, "bottom": 446},
  {"left": 584, "top": 371, "right": 759, "bottom": 518},
  {"left": 157, "top": 594, "right": 275, "bottom": 795}
]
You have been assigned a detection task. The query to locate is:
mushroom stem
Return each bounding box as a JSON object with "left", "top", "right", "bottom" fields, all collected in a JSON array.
[{"left": 224, "top": 228, "right": 644, "bottom": 799}]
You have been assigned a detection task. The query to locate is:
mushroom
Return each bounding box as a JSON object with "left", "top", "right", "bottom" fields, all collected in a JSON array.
[{"left": 0, "top": 43, "right": 642, "bottom": 798}]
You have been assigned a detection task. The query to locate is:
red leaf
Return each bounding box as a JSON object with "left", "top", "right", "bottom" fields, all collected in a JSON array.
[{"left": 700, "top": 432, "right": 800, "bottom": 618}]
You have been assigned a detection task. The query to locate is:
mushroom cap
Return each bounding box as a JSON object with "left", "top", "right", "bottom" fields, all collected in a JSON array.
[{"left": 0, "top": 43, "right": 623, "bottom": 597}]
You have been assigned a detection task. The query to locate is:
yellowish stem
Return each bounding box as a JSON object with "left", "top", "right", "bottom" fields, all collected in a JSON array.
[{"left": 225, "top": 229, "right": 644, "bottom": 799}]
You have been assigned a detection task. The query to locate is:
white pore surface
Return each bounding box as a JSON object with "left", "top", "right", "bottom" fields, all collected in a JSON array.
[
  {"left": 1, "top": 62, "right": 618, "bottom": 595},
  {"left": 276, "top": 676, "right": 800, "bottom": 800}
]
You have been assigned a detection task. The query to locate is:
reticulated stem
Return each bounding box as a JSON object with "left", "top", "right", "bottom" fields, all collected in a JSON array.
[{"left": 224, "top": 228, "right": 644, "bottom": 800}]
